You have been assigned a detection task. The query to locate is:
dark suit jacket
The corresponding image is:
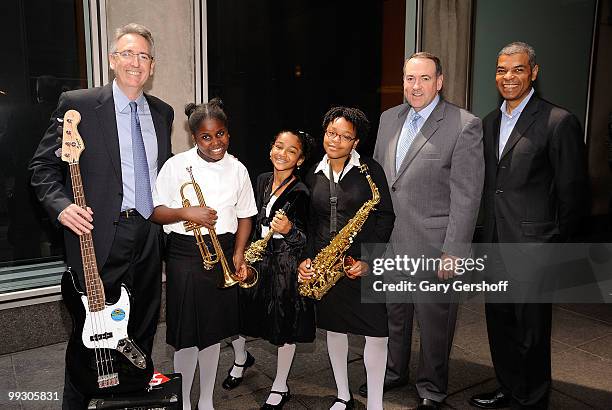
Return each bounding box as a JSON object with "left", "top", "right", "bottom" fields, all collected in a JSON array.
[
  {"left": 479, "top": 94, "right": 588, "bottom": 244},
  {"left": 29, "top": 84, "right": 173, "bottom": 275}
]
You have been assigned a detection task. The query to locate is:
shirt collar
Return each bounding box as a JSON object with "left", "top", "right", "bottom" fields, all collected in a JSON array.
[
  {"left": 113, "top": 79, "right": 147, "bottom": 114},
  {"left": 314, "top": 149, "right": 361, "bottom": 178},
  {"left": 190, "top": 146, "right": 229, "bottom": 167},
  {"left": 409, "top": 94, "right": 440, "bottom": 122},
  {"left": 500, "top": 88, "right": 534, "bottom": 118}
]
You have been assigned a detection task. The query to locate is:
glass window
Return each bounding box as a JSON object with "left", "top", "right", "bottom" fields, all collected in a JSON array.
[
  {"left": 206, "top": 0, "right": 394, "bottom": 177},
  {"left": 0, "top": 0, "right": 88, "bottom": 294}
]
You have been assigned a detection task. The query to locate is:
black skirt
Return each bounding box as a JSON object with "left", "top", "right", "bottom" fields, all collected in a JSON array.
[
  {"left": 315, "top": 274, "right": 388, "bottom": 337},
  {"left": 240, "top": 238, "right": 315, "bottom": 345},
  {"left": 165, "top": 232, "right": 239, "bottom": 350}
]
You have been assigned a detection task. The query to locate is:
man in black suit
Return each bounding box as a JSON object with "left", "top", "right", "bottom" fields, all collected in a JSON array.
[
  {"left": 29, "top": 23, "right": 173, "bottom": 408},
  {"left": 469, "top": 42, "right": 588, "bottom": 409}
]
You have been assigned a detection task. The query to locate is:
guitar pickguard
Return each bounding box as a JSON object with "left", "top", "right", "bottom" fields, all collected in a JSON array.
[{"left": 80, "top": 285, "right": 147, "bottom": 369}]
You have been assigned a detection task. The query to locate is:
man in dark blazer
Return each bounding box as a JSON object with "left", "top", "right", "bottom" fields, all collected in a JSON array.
[
  {"left": 29, "top": 23, "right": 173, "bottom": 408},
  {"left": 469, "top": 42, "right": 588, "bottom": 409},
  {"left": 361, "top": 52, "right": 484, "bottom": 409}
]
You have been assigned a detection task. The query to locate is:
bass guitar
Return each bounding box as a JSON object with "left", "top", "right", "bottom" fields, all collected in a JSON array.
[{"left": 60, "top": 109, "right": 153, "bottom": 396}]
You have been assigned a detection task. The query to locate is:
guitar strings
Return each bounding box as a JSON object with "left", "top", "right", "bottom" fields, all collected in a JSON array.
[{"left": 71, "top": 162, "right": 116, "bottom": 387}]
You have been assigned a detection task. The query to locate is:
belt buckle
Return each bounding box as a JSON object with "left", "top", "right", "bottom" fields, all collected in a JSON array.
[{"left": 122, "top": 209, "right": 134, "bottom": 218}]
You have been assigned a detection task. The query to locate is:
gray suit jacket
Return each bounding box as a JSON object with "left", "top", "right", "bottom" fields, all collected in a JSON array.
[{"left": 373, "top": 99, "right": 484, "bottom": 259}]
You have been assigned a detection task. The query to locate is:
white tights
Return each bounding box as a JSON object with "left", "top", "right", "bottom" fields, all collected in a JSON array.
[
  {"left": 173, "top": 343, "right": 220, "bottom": 410},
  {"left": 326, "top": 331, "right": 388, "bottom": 410},
  {"left": 230, "top": 336, "right": 296, "bottom": 406}
]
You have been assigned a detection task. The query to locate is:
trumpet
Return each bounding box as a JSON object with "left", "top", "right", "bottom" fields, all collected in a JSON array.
[
  {"left": 243, "top": 209, "right": 286, "bottom": 281},
  {"left": 180, "top": 166, "right": 257, "bottom": 289}
]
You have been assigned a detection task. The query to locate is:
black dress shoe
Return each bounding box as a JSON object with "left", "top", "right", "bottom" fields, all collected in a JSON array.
[
  {"left": 416, "top": 398, "right": 441, "bottom": 409},
  {"left": 221, "top": 351, "right": 255, "bottom": 390},
  {"left": 358, "top": 380, "right": 406, "bottom": 398},
  {"left": 469, "top": 389, "right": 510, "bottom": 409},
  {"left": 331, "top": 394, "right": 354, "bottom": 410},
  {"left": 260, "top": 389, "right": 291, "bottom": 409}
]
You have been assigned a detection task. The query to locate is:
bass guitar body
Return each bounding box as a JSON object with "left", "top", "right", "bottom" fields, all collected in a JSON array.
[{"left": 62, "top": 270, "right": 153, "bottom": 396}]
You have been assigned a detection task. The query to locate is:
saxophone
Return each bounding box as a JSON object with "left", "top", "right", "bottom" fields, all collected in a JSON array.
[
  {"left": 243, "top": 209, "right": 287, "bottom": 280},
  {"left": 298, "top": 162, "right": 380, "bottom": 300}
]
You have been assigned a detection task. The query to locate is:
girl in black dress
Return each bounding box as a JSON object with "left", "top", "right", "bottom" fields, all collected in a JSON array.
[
  {"left": 151, "top": 100, "right": 257, "bottom": 410},
  {"left": 298, "top": 107, "right": 395, "bottom": 410},
  {"left": 223, "top": 130, "right": 316, "bottom": 409}
]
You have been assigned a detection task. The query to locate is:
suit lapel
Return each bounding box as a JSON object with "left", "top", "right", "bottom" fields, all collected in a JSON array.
[
  {"left": 491, "top": 112, "right": 502, "bottom": 162},
  {"left": 499, "top": 96, "right": 539, "bottom": 161},
  {"left": 394, "top": 99, "right": 444, "bottom": 182},
  {"left": 95, "top": 84, "right": 122, "bottom": 183},
  {"left": 145, "top": 94, "right": 169, "bottom": 171}
]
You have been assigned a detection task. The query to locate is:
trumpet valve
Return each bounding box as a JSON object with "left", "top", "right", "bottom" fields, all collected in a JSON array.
[{"left": 183, "top": 220, "right": 203, "bottom": 231}]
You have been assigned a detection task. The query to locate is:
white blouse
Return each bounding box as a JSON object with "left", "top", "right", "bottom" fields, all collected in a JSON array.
[
  {"left": 260, "top": 194, "right": 284, "bottom": 239},
  {"left": 153, "top": 147, "right": 257, "bottom": 235}
]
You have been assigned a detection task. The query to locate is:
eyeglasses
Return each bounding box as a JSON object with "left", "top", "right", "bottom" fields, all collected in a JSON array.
[
  {"left": 325, "top": 130, "right": 356, "bottom": 142},
  {"left": 113, "top": 50, "right": 154, "bottom": 63}
]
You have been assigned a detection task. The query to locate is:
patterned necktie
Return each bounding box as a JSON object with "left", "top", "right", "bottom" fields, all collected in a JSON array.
[
  {"left": 395, "top": 111, "right": 421, "bottom": 172},
  {"left": 129, "top": 101, "right": 154, "bottom": 218}
]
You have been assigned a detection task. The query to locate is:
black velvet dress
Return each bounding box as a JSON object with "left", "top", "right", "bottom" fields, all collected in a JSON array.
[
  {"left": 239, "top": 172, "right": 316, "bottom": 345},
  {"left": 304, "top": 156, "right": 395, "bottom": 336}
]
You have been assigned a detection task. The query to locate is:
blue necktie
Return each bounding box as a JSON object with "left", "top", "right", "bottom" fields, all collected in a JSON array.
[
  {"left": 130, "top": 101, "right": 153, "bottom": 218},
  {"left": 395, "top": 112, "right": 421, "bottom": 172}
]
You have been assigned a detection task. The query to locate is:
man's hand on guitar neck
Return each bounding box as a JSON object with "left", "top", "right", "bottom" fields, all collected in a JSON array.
[{"left": 59, "top": 204, "right": 94, "bottom": 235}]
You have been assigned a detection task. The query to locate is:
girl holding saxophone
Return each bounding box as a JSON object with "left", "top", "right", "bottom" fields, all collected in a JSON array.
[
  {"left": 298, "top": 107, "right": 395, "bottom": 410},
  {"left": 224, "top": 130, "right": 316, "bottom": 409},
  {"left": 151, "top": 99, "right": 257, "bottom": 410}
]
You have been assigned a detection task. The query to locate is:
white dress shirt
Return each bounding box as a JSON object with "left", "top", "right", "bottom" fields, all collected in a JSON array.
[{"left": 153, "top": 147, "right": 257, "bottom": 235}]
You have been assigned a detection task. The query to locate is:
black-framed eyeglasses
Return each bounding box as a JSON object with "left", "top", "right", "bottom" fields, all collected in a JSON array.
[
  {"left": 325, "top": 130, "right": 356, "bottom": 142},
  {"left": 113, "top": 50, "right": 154, "bottom": 63}
]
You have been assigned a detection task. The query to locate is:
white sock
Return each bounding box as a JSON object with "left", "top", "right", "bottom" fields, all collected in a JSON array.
[
  {"left": 229, "top": 336, "right": 247, "bottom": 378},
  {"left": 364, "top": 336, "right": 388, "bottom": 410},
  {"left": 266, "top": 343, "right": 295, "bottom": 405},
  {"left": 327, "top": 331, "right": 351, "bottom": 410},
  {"left": 196, "top": 343, "right": 220, "bottom": 410},
  {"left": 173, "top": 347, "right": 198, "bottom": 410}
]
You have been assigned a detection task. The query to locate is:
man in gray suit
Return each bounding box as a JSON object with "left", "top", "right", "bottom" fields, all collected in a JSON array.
[{"left": 360, "top": 52, "right": 484, "bottom": 409}]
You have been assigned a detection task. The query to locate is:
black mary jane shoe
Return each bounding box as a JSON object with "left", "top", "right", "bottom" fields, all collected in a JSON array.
[
  {"left": 331, "top": 394, "right": 355, "bottom": 410},
  {"left": 221, "top": 351, "right": 255, "bottom": 390},
  {"left": 260, "top": 389, "right": 291, "bottom": 409}
]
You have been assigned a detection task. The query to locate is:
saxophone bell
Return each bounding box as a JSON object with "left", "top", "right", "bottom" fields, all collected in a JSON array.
[{"left": 343, "top": 255, "right": 356, "bottom": 274}]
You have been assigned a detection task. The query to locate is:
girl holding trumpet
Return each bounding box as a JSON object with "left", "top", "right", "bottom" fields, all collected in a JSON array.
[
  {"left": 151, "top": 99, "right": 257, "bottom": 410},
  {"left": 224, "top": 130, "right": 316, "bottom": 409}
]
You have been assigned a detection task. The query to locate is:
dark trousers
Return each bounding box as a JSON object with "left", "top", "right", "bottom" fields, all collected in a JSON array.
[
  {"left": 485, "top": 302, "right": 552, "bottom": 409},
  {"left": 484, "top": 233, "right": 552, "bottom": 409},
  {"left": 386, "top": 298, "right": 459, "bottom": 403},
  {"left": 62, "top": 212, "right": 162, "bottom": 409}
]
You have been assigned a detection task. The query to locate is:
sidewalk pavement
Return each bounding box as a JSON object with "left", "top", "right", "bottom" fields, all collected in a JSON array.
[{"left": 1, "top": 302, "right": 610, "bottom": 409}]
